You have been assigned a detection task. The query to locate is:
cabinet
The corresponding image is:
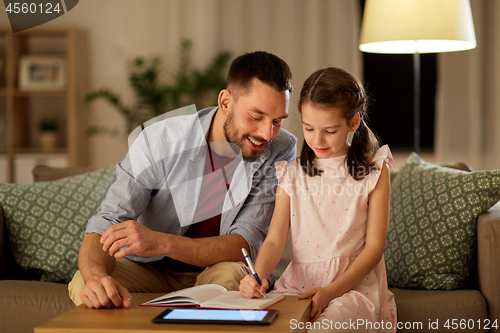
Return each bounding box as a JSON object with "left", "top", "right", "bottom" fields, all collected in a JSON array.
[{"left": 0, "top": 26, "right": 88, "bottom": 183}]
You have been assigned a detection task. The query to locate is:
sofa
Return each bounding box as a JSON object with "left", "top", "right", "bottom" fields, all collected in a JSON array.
[{"left": 0, "top": 163, "right": 499, "bottom": 333}]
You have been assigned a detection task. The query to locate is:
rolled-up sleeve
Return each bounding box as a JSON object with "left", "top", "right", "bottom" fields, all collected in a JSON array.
[
  {"left": 86, "top": 161, "right": 153, "bottom": 235},
  {"left": 228, "top": 192, "right": 276, "bottom": 261}
]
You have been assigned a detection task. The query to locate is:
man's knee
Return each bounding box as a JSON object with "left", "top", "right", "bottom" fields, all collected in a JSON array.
[
  {"left": 68, "top": 270, "right": 85, "bottom": 306},
  {"left": 196, "top": 261, "right": 250, "bottom": 291}
]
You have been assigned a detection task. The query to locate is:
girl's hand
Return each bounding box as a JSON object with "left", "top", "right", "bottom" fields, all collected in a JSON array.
[
  {"left": 239, "top": 274, "right": 269, "bottom": 299},
  {"left": 298, "top": 287, "right": 335, "bottom": 322}
]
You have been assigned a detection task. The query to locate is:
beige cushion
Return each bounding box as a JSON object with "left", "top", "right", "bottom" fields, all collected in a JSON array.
[
  {"left": 0, "top": 280, "right": 75, "bottom": 333},
  {"left": 391, "top": 288, "right": 487, "bottom": 331}
]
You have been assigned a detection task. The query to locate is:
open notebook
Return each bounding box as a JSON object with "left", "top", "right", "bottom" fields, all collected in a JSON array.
[{"left": 141, "top": 284, "right": 285, "bottom": 310}]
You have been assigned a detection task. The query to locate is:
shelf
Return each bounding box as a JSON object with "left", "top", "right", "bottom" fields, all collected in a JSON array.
[
  {"left": 12, "top": 25, "right": 75, "bottom": 36},
  {"left": 1, "top": 25, "right": 88, "bottom": 182},
  {"left": 13, "top": 89, "right": 67, "bottom": 97},
  {"left": 14, "top": 147, "right": 67, "bottom": 154}
]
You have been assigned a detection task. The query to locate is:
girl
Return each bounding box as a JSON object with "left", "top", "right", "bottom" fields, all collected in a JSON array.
[{"left": 239, "top": 67, "right": 396, "bottom": 332}]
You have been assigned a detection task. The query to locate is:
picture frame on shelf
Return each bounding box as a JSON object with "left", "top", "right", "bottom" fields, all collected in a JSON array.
[{"left": 18, "top": 56, "right": 66, "bottom": 91}]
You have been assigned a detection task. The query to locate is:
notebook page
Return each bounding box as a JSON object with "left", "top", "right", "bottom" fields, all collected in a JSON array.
[
  {"left": 201, "top": 291, "right": 285, "bottom": 309},
  {"left": 143, "top": 284, "right": 227, "bottom": 305}
]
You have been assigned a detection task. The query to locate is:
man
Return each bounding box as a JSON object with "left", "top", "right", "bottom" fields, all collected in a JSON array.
[{"left": 68, "top": 51, "right": 297, "bottom": 309}]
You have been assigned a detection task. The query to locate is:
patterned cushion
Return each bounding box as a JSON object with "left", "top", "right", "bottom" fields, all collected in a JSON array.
[
  {"left": 385, "top": 153, "right": 500, "bottom": 290},
  {"left": 0, "top": 167, "right": 116, "bottom": 283}
]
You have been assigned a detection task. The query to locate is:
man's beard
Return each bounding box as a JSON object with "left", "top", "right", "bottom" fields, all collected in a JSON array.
[{"left": 223, "top": 110, "right": 265, "bottom": 162}]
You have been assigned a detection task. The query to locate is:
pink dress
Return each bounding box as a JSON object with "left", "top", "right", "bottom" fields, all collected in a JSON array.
[{"left": 273, "top": 145, "right": 397, "bottom": 332}]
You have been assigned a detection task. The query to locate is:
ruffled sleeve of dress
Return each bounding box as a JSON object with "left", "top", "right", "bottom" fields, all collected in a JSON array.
[
  {"left": 275, "top": 160, "right": 290, "bottom": 193},
  {"left": 367, "top": 145, "right": 393, "bottom": 194}
]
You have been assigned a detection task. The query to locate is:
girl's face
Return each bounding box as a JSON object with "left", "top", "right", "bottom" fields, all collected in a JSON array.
[{"left": 301, "top": 102, "right": 360, "bottom": 159}]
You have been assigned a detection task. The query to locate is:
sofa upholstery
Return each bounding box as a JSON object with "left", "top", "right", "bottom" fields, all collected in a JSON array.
[
  {"left": 0, "top": 165, "right": 499, "bottom": 333},
  {"left": 0, "top": 166, "right": 92, "bottom": 333}
]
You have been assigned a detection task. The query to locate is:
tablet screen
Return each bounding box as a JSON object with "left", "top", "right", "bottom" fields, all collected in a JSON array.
[{"left": 162, "top": 309, "right": 269, "bottom": 322}]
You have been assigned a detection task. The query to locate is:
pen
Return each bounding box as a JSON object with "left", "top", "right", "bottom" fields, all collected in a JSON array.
[{"left": 241, "top": 248, "right": 267, "bottom": 298}]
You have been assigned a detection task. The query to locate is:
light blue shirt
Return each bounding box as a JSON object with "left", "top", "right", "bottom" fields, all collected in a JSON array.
[{"left": 86, "top": 106, "right": 297, "bottom": 263}]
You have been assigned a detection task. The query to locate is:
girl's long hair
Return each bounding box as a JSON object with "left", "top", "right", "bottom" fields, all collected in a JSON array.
[{"left": 298, "top": 67, "right": 379, "bottom": 180}]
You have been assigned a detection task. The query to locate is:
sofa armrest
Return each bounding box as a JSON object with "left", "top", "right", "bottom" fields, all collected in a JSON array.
[
  {"left": 477, "top": 201, "right": 500, "bottom": 329},
  {"left": 0, "top": 207, "right": 26, "bottom": 280}
]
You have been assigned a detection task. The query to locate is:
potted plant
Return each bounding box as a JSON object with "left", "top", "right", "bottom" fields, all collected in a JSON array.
[
  {"left": 86, "top": 39, "right": 232, "bottom": 137},
  {"left": 39, "top": 118, "right": 59, "bottom": 150}
]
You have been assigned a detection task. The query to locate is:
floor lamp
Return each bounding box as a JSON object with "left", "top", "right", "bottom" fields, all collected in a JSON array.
[{"left": 359, "top": 0, "right": 476, "bottom": 154}]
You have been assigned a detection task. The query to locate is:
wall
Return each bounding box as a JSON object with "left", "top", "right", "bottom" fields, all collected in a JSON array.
[
  {"left": 435, "top": 0, "right": 500, "bottom": 170},
  {"left": 0, "top": 0, "right": 362, "bottom": 168}
]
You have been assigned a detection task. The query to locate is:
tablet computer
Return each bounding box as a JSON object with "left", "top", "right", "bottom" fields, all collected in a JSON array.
[{"left": 152, "top": 308, "right": 279, "bottom": 325}]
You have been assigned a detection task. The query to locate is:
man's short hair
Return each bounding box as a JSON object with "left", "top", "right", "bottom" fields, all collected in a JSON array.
[{"left": 227, "top": 51, "right": 293, "bottom": 97}]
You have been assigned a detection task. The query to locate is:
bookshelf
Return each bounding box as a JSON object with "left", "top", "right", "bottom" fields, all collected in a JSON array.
[{"left": 0, "top": 26, "right": 88, "bottom": 183}]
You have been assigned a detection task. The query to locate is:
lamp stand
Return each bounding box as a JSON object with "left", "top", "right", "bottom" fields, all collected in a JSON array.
[{"left": 413, "top": 49, "right": 420, "bottom": 154}]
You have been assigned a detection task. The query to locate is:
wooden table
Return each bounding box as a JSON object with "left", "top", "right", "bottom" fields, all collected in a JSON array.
[{"left": 35, "top": 293, "right": 311, "bottom": 333}]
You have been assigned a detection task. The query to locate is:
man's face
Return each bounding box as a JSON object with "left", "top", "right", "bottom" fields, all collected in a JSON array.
[{"left": 223, "top": 78, "right": 290, "bottom": 162}]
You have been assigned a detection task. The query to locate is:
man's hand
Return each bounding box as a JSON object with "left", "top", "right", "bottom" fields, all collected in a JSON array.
[
  {"left": 80, "top": 275, "right": 131, "bottom": 309},
  {"left": 100, "top": 220, "right": 163, "bottom": 259}
]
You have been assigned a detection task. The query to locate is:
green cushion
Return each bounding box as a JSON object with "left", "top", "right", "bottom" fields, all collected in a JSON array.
[
  {"left": 385, "top": 153, "right": 500, "bottom": 290},
  {"left": 0, "top": 167, "right": 116, "bottom": 283}
]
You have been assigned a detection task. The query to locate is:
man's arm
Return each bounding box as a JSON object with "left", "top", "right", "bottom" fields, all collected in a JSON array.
[
  {"left": 162, "top": 233, "right": 250, "bottom": 265},
  {"left": 78, "top": 149, "right": 154, "bottom": 309},
  {"left": 79, "top": 233, "right": 115, "bottom": 281},
  {"left": 78, "top": 233, "right": 131, "bottom": 308},
  {"left": 101, "top": 220, "right": 249, "bottom": 266}
]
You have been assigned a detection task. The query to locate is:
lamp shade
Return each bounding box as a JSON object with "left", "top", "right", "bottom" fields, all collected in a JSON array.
[{"left": 359, "top": 0, "right": 476, "bottom": 54}]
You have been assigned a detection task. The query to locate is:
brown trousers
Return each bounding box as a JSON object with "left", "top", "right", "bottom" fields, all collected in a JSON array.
[{"left": 68, "top": 258, "right": 249, "bottom": 306}]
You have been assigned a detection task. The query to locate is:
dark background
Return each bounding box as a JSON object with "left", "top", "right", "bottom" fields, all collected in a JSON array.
[{"left": 359, "top": 0, "right": 437, "bottom": 152}]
